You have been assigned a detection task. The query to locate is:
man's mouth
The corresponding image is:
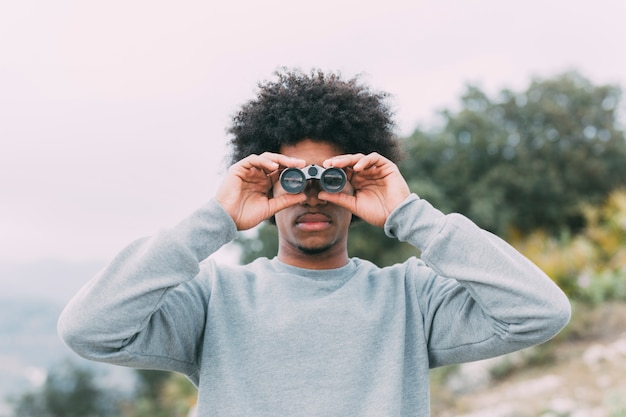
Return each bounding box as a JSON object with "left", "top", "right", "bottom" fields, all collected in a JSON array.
[{"left": 295, "top": 213, "right": 332, "bottom": 231}]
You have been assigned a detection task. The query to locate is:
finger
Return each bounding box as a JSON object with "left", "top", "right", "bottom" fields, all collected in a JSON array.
[
  {"left": 260, "top": 153, "right": 307, "bottom": 170},
  {"left": 323, "top": 152, "right": 390, "bottom": 171},
  {"left": 238, "top": 153, "right": 306, "bottom": 174},
  {"left": 318, "top": 191, "right": 356, "bottom": 213},
  {"left": 322, "top": 153, "right": 365, "bottom": 169},
  {"left": 233, "top": 155, "right": 277, "bottom": 175},
  {"left": 269, "top": 193, "right": 307, "bottom": 213},
  {"left": 352, "top": 152, "right": 389, "bottom": 172}
]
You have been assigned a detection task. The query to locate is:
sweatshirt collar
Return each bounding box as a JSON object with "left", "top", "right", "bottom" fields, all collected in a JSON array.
[{"left": 269, "top": 257, "right": 357, "bottom": 281}]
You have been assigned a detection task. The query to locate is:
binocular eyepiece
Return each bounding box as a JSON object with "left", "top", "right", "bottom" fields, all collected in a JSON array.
[{"left": 279, "top": 165, "right": 347, "bottom": 194}]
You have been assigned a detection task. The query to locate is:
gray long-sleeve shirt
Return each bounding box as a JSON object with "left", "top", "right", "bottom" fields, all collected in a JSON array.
[{"left": 58, "top": 194, "right": 571, "bottom": 416}]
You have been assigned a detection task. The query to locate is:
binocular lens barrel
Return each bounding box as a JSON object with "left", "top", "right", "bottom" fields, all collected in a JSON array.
[
  {"left": 320, "top": 169, "right": 345, "bottom": 192},
  {"left": 280, "top": 169, "right": 307, "bottom": 194},
  {"left": 279, "top": 165, "right": 347, "bottom": 194}
]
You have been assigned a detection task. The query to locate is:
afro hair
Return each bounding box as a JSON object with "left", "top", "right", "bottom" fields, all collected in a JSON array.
[{"left": 226, "top": 68, "right": 404, "bottom": 165}]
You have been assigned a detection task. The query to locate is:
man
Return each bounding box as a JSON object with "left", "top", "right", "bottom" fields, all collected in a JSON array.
[{"left": 58, "top": 69, "right": 571, "bottom": 416}]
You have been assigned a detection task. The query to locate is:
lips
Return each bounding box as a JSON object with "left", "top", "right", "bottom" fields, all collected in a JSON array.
[
  {"left": 297, "top": 213, "right": 331, "bottom": 223},
  {"left": 295, "top": 213, "right": 332, "bottom": 231}
]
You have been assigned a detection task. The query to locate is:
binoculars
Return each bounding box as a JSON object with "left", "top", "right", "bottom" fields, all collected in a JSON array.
[{"left": 279, "top": 165, "right": 347, "bottom": 194}]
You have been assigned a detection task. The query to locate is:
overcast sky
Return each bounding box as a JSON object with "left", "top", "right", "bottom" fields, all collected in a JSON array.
[{"left": 1, "top": 0, "right": 625, "bottom": 264}]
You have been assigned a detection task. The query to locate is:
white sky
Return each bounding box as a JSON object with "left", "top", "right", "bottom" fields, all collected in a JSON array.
[{"left": 1, "top": 0, "right": 625, "bottom": 263}]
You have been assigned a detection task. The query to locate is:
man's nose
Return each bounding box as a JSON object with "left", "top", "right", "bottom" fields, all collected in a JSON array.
[{"left": 302, "top": 180, "right": 327, "bottom": 206}]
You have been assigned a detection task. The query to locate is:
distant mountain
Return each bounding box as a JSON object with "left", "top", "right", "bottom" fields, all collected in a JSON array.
[
  {"left": 0, "top": 260, "right": 116, "bottom": 411},
  {"left": 0, "top": 296, "right": 67, "bottom": 397}
]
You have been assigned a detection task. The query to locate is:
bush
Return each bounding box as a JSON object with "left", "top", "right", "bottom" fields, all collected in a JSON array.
[{"left": 511, "top": 189, "right": 626, "bottom": 304}]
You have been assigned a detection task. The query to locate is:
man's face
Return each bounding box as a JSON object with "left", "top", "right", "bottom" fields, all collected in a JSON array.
[{"left": 273, "top": 139, "right": 354, "bottom": 261}]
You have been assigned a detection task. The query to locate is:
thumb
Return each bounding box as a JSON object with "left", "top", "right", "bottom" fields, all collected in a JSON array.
[
  {"left": 269, "top": 193, "right": 307, "bottom": 214},
  {"left": 318, "top": 191, "right": 356, "bottom": 214}
]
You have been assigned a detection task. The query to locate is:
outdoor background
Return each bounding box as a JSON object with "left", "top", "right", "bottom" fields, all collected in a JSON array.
[{"left": 1, "top": 0, "right": 626, "bottom": 416}]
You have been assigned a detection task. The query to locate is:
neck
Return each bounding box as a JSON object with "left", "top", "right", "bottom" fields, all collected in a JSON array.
[{"left": 277, "top": 247, "right": 349, "bottom": 270}]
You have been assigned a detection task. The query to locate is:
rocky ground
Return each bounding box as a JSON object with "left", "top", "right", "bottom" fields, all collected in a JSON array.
[{"left": 430, "top": 303, "right": 626, "bottom": 417}]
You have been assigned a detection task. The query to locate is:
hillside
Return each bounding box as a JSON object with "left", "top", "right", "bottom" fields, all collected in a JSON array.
[{"left": 431, "top": 303, "right": 626, "bottom": 417}]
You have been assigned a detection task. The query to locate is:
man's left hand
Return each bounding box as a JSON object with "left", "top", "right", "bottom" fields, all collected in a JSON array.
[{"left": 319, "top": 152, "right": 411, "bottom": 227}]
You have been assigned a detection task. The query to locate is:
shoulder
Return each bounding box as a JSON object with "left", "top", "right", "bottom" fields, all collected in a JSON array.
[{"left": 196, "top": 256, "right": 273, "bottom": 284}]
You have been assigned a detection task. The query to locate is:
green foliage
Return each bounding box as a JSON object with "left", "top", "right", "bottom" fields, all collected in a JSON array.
[
  {"left": 346, "top": 221, "right": 419, "bottom": 266},
  {"left": 8, "top": 362, "right": 197, "bottom": 417},
  {"left": 509, "top": 229, "right": 594, "bottom": 297},
  {"left": 577, "top": 270, "right": 626, "bottom": 306},
  {"left": 583, "top": 190, "right": 626, "bottom": 269},
  {"left": 119, "top": 370, "right": 196, "bottom": 417},
  {"left": 9, "top": 360, "right": 119, "bottom": 417},
  {"left": 236, "top": 225, "right": 279, "bottom": 264},
  {"left": 403, "top": 71, "right": 626, "bottom": 237},
  {"left": 134, "top": 369, "right": 171, "bottom": 401},
  {"left": 511, "top": 189, "right": 626, "bottom": 304}
]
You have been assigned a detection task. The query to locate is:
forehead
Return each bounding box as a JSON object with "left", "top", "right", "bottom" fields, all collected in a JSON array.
[{"left": 279, "top": 139, "right": 343, "bottom": 164}]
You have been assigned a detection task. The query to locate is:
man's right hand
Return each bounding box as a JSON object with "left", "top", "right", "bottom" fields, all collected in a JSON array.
[{"left": 216, "top": 153, "right": 307, "bottom": 230}]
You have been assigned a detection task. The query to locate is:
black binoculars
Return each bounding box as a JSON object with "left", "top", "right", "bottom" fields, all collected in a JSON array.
[{"left": 279, "top": 165, "right": 347, "bottom": 194}]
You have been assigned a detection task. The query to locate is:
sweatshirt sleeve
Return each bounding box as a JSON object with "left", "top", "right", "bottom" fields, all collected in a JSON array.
[
  {"left": 385, "top": 194, "right": 571, "bottom": 367},
  {"left": 57, "top": 198, "right": 238, "bottom": 378}
]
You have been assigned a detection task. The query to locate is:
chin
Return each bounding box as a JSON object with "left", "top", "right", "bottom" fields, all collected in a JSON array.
[{"left": 296, "top": 244, "right": 334, "bottom": 255}]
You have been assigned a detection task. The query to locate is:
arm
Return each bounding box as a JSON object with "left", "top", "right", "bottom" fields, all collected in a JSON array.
[
  {"left": 57, "top": 199, "right": 238, "bottom": 376},
  {"left": 324, "top": 152, "right": 570, "bottom": 366},
  {"left": 58, "top": 152, "right": 307, "bottom": 376},
  {"left": 386, "top": 194, "right": 571, "bottom": 367}
]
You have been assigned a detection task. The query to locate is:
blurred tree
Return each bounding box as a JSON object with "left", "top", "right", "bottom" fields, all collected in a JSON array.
[
  {"left": 509, "top": 189, "right": 626, "bottom": 301},
  {"left": 582, "top": 188, "right": 626, "bottom": 272},
  {"left": 404, "top": 71, "right": 626, "bottom": 237},
  {"left": 135, "top": 369, "right": 171, "bottom": 401},
  {"left": 235, "top": 71, "right": 626, "bottom": 265},
  {"left": 10, "top": 360, "right": 119, "bottom": 417},
  {"left": 9, "top": 362, "right": 197, "bottom": 417},
  {"left": 119, "top": 370, "right": 196, "bottom": 417},
  {"left": 236, "top": 225, "right": 280, "bottom": 265}
]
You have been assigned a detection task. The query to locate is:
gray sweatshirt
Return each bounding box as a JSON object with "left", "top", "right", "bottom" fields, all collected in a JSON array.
[{"left": 58, "top": 194, "right": 571, "bottom": 417}]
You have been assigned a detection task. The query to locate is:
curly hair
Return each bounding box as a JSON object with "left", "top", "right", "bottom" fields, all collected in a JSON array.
[{"left": 226, "top": 68, "right": 404, "bottom": 165}]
